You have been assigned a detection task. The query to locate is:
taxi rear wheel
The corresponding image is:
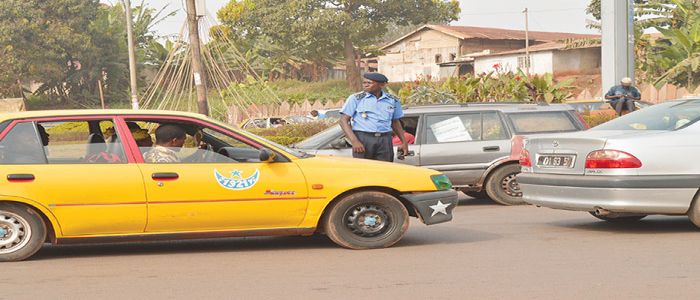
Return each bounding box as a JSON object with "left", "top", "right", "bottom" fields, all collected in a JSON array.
[
  {"left": 323, "top": 191, "right": 409, "bottom": 250},
  {"left": 0, "top": 203, "right": 46, "bottom": 262}
]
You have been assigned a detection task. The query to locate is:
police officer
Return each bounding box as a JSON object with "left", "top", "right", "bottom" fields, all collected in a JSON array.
[{"left": 339, "top": 72, "right": 409, "bottom": 162}]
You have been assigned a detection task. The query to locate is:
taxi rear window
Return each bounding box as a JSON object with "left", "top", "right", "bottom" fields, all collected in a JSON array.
[{"left": 507, "top": 111, "right": 578, "bottom": 134}]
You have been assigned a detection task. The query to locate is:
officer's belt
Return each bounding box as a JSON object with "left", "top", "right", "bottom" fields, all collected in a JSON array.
[{"left": 354, "top": 131, "right": 392, "bottom": 137}]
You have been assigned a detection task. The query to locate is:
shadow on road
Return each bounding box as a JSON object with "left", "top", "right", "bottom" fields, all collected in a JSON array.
[
  {"left": 31, "top": 225, "right": 498, "bottom": 261},
  {"left": 548, "top": 215, "right": 697, "bottom": 234},
  {"left": 32, "top": 235, "right": 338, "bottom": 261}
]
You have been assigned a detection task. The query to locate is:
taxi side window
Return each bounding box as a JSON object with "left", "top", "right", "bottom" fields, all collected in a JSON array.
[
  {"left": 0, "top": 122, "right": 47, "bottom": 164},
  {"left": 134, "top": 121, "right": 262, "bottom": 164},
  {"left": 39, "top": 120, "right": 126, "bottom": 164}
]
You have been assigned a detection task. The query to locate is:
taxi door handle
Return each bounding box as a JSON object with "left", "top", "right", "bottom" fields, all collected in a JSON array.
[
  {"left": 152, "top": 172, "right": 179, "bottom": 181},
  {"left": 7, "top": 174, "right": 35, "bottom": 182},
  {"left": 483, "top": 146, "right": 500, "bottom": 152}
]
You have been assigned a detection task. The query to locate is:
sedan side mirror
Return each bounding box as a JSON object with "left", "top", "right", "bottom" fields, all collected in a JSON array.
[
  {"left": 330, "top": 138, "right": 349, "bottom": 149},
  {"left": 259, "top": 148, "right": 277, "bottom": 162}
]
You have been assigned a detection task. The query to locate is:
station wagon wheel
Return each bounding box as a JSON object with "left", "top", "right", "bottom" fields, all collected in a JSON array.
[
  {"left": 323, "top": 191, "right": 409, "bottom": 250},
  {"left": 485, "top": 164, "right": 526, "bottom": 206},
  {"left": 0, "top": 203, "right": 46, "bottom": 262}
]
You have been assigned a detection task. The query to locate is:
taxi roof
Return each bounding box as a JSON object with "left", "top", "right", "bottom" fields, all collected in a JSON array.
[{"left": 0, "top": 109, "right": 208, "bottom": 122}]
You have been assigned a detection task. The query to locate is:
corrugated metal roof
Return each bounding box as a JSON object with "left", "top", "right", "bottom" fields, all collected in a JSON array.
[{"left": 381, "top": 24, "right": 599, "bottom": 50}]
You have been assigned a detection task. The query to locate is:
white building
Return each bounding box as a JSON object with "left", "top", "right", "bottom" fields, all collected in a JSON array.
[{"left": 473, "top": 42, "right": 601, "bottom": 76}]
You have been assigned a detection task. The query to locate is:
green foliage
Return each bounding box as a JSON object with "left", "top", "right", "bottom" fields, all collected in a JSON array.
[
  {"left": 0, "top": 1, "right": 175, "bottom": 108},
  {"left": 652, "top": 1, "right": 700, "bottom": 92},
  {"left": 247, "top": 121, "right": 335, "bottom": 145},
  {"left": 399, "top": 68, "right": 574, "bottom": 104},
  {"left": 217, "top": 0, "right": 460, "bottom": 87}
]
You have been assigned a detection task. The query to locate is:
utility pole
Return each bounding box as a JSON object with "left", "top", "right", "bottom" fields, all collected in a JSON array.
[
  {"left": 523, "top": 7, "right": 530, "bottom": 75},
  {"left": 185, "top": 0, "right": 209, "bottom": 116},
  {"left": 123, "top": 0, "right": 139, "bottom": 110},
  {"left": 601, "top": 0, "right": 635, "bottom": 95}
]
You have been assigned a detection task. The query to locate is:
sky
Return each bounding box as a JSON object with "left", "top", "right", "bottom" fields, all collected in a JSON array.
[{"left": 102, "top": 0, "right": 599, "bottom": 39}]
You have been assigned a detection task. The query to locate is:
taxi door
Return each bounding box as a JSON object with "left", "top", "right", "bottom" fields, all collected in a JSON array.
[
  {"left": 127, "top": 119, "right": 309, "bottom": 233},
  {"left": 0, "top": 120, "right": 147, "bottom": 237}
]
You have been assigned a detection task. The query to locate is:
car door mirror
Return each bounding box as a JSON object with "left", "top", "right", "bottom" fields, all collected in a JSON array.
[
  {"left": 330, "top": 138, "right": 349, "bottom": 149},
  {"left": 259, "top": 148, "right": 277, "bottom": 162}
]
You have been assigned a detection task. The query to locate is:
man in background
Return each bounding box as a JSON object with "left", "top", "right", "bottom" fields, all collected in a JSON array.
[{"left": 605, "top": 77, "right": 641, "bottom": 116}]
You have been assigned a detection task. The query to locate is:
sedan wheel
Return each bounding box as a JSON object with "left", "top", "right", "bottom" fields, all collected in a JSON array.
[
  {"left": 0, "top": 203, "right": 46, "bottom": 262},
  {"left": 323, "top": 191, "right": 409, "bottom": 249}
]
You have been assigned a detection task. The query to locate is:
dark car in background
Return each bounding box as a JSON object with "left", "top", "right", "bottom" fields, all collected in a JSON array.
[{"left": 293, "top": 103, "right": 589, "bottom": 205}]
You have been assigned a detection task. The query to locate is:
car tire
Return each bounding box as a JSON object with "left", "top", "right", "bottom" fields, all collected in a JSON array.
[
  {"left": 484, "top": 164, "right": 526, "bottom": 206},
  {"left": 0, "top": 203, "right": 47, "bottom": 262},
  {"left": 589, "top": 212, "right": 647, "bottom": 222},
  {"left": 688, "top": 194, "right": 700, "bottom": 228},
  {"left": 323, "top": 191, "right": 409, "bottom": 250}
]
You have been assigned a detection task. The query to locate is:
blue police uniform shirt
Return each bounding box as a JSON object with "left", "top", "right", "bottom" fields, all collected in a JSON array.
[
  {"left": 340, "top": 91, "right": 404, "bottom": 133},
  {"left": 606, "top": 85, "right": 641, "bottom": 103}
]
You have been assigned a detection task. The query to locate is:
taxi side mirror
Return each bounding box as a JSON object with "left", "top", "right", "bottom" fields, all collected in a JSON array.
[{"left": 259, "top": 148, "right": 277, "bottom": 162}]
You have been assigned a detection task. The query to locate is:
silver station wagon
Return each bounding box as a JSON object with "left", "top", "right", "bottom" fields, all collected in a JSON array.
[
  {"left": 519, "top": 98, "right": 700, "bottom": 225},
  {"left": 294, "top": 103, "right": 588, "bottom": 205}
]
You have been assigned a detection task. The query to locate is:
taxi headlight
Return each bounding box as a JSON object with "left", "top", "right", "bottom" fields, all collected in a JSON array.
[{"left": 431, "top": 174, "right": 452, "bottom": 191}]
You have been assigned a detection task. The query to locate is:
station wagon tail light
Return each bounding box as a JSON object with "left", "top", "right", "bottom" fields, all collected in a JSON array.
[
  {"left": 519, "top": 149, "right": 532, "bottom": 167},
  {"left": 431, "top": 174, "right": 453, "bottom": 191},
  {"left": 585, "top": 150, "right": 642, "bottom": 169}
]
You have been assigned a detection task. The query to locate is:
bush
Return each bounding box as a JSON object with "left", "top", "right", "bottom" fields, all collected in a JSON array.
[
  {"left": 247, "top": 121, "right": 335, "bottom": 145},
  {"left": 583, "top": 112, "right": 617, "bottom": 127}
]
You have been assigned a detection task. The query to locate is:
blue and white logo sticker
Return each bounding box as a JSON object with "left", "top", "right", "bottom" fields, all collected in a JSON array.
[{"left": 214, "top": 169, "right": 260, "bottom": 190}]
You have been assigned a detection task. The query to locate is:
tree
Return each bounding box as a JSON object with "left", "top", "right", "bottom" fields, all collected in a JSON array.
[
  {"left": 0, "top": 0, "right": 175, "bottom": 106},
  {"left": 217, "top": 0, "right": 460, "bottom": 89},
  {"left": 653, "top": 1, "right": 700, "bottom": 92}
]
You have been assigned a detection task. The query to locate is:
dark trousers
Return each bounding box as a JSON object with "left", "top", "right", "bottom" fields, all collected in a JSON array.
[
  {"left": 615, "top": 99, "right": 635, "bottom": 116},
  {"left": 352, "top": 131, "right": 394, "bottom": 162}
]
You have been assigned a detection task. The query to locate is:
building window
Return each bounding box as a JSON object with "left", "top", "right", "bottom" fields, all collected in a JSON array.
[
  {"left": 435, "top": 54, "right": 442, "bottom": 64},
  {"left": 517, "top": 56, "right": 531, "bottom": 69}
]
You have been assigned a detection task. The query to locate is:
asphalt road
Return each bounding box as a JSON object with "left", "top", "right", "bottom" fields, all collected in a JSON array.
[{"left": 2, "top": 194, "right": 699, "bottom": 300}]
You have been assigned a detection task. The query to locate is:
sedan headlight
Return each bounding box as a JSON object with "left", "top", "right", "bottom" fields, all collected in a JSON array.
[{"left": 431, "top": 174, "right": 453, "bottom": 191}]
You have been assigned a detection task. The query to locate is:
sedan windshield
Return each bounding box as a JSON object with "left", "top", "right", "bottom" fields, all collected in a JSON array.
[
  {"left": 594, "top": 99, "right": 700, "bottom": 131},
  {"left": 293, "top": 125, "right": 343, "bottom": 149}
]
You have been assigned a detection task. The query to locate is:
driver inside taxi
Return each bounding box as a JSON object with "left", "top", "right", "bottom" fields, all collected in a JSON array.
[{"left": 143, "top": 124, "right": 186, "bottom": 163}]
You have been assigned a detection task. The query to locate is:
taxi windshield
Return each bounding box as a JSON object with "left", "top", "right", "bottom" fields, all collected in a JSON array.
[{"left": 593, "top": 99, "right": 700, "bottom": 131}]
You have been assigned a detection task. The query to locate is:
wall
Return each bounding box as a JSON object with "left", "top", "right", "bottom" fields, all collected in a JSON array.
[
  {"left": 552, "top": 47, "right": 601, "bottom": 76},
  {"left": 378, "top": 29, "right": 460, "bottom": 82},
  {"left": 460, "top": 39, "right": 533, "bottom": 55},
  {"left": 474, "top": 51, "right": 553, "bottom": 75}
]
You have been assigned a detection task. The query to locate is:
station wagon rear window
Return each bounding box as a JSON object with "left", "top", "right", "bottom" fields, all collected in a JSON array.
[{"left": 507, "top": 112, "right": 578, "bottom": 134}]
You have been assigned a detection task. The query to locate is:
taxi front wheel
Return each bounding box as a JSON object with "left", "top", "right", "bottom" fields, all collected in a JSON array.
[
  {"left": 0, "top": 203, "right": 47, "bottom": 262},
  {"left": 323, "top": 191, "right": 409, "bottom": 250}
]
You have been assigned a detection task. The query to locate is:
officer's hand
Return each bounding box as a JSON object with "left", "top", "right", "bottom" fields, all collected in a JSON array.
[
  {"left": 351, "top": 140, "right": 365, "bottom": 153},
  {"left": 400, "top": 143, "right": 409, "bottom": 157}
]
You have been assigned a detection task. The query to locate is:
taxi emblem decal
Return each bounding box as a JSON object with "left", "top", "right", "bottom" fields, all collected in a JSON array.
[{"left": 214, "top": 169, "right": 260, "bottom": 190}]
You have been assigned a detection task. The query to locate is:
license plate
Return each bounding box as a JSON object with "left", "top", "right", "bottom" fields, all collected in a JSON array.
[{"left": 537, "top": 155, "right": 576, "bottom": 168}]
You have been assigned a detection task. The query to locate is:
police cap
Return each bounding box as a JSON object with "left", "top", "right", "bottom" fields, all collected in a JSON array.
[{"left": 363, "top": 72, "right": 389, "bottom": 83}]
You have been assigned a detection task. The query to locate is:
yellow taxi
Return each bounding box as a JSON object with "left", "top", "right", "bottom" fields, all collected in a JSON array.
[{"left": 0, "top": 110, "right": 457, "bottom": 261}]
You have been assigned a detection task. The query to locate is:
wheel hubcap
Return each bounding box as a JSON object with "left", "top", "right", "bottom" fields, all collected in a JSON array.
[
  {"left": 345, "top": 205, "right": 390, "bottom": 237},
  {"left": 0, "top": 210, "right": 32, "bottom": 255},
  {"left": 501, "top": 173, "right": 522, "bottom": 197}
]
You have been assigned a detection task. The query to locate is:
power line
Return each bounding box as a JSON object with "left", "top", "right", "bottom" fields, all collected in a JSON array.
[{"left": 460, "top": 7, "right": 586, "bottom": 16}]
